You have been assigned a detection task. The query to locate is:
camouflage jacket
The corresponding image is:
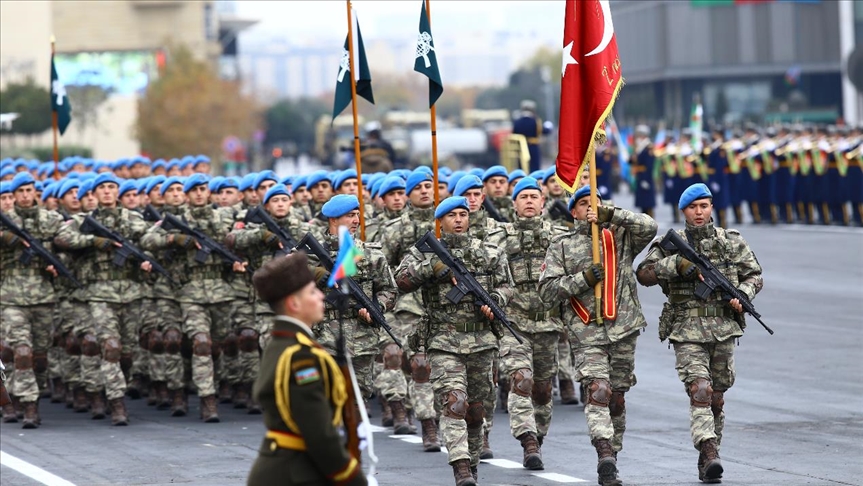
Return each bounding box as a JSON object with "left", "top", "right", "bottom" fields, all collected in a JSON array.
[
  {"left": 0, "top": 205, "right": 65, "bottom": 306},
  {"left": 488, "top": 195, "right": 516, "bottom": 223},
  {"left": 487, "top": 216, "right": 568, "bottom": 333},
  {"left": 54, "top": 206, "right": 150, "bottom": 304},
  {"left": 538, "top": 207, "right": 657, "bottom": 345},
  {"left": 394, "top": 232, "right": 514, "bottom": 354},
  {"left": 139, "top": 204, "right": 236, "bottom": 304},
  {"left": 379, "top": 205, "right": 436, "bottom": 316},
  {"left": 142, "top": 204, "right": 188, "bottom": 301},
  {"left": 291, "top": 204, "right": 312, "bottom": 222},
  {"left": 467, "top": 209, "right": 500, "bottom": 240},
  {"left": 366, "top": 208, "right": 404, "bottom": 243},
  {"left": 636, "top": 222, "right": 763, "bottom": 343},
  {"left": 52, "top": 208, "right": 89, "bottom": 301}
]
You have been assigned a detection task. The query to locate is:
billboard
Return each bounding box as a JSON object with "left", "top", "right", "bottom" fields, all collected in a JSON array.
[{"left": 54, "top": 50, "right": 161, "bottom": 95}]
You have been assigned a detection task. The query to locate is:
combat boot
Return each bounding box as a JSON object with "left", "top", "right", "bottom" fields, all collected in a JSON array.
[
  {"left": 154, "top": 382, "right": 171, "bottom": 410},
  {"left": 2, "top": 401, "right": 18, "bottom": 423},
  {"left": 389, "top": 400, "right": 412, "bottom": 435},
  {"left": 380, "top": 395, "right": 393, "bottom": 427},
  {"left": 72, "top": 387, "right": 89, "bottom": 413},
  {"left": 89, "top": 392, "right": 107, "bottom": 420},
  {"left": 22, "top": 400, "right": 40, "bottom": 429},
  {"left": 232, "top": 384, "right": 248, "bottom": 409},
  {"left": 50, "top": 378, "right": 65, "bottom": 403},
  {"left": 498, "top": 377, "right": 510, "bottom": 413},
  {"left": 12, "top": 396, "right": 24, "bottom": 419},
  {"left": 559, "top": 379, "right": 579, "bottom": 405},
  {"left": 421, "top": 418, "right": 441, "bottom": 452},
  {"left": 64, "top": 386, "right": 74, "bottom": 408},
  {"left": 171, "top": 389, "right": 188, "bottom": 417},
  {"left": 480, "top": 430, "right": 494, "bottom": 459},
  {"left": 470, "top": 464, "right": 478, "bottom": 482},
  {"left": 126, "top": 375, "right": 144, "bottom": 400},
  {"left": 218, "top": 381, "right": 232, "bottom": 404},
  {"left": 109, "top": 398, "right": 129, "bottom": 426},
  {"left": 245, "top": 383, "right": 261, "bottom": 415},
  {"left": 593, "top": 438, "right": 622, "bottom": 486},
  {"left": 698, "top": 438, "right": 723, "bottom": 483},
  {"left": 450, "top": 458, "right": 477, "bottom": 486},
  {"left": 518, "top": 432, "right": 544, "bottom": 470},
  {"left": 146, "top": 381, "right": 158, "bottom": 406},
  {"left": 200, "top": 395, "right": 220, "bottom": 423}
]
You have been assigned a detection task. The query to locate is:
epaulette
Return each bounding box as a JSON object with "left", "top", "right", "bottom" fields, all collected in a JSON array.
[
  {"left": 550, "top": 231, "right": 571, "bottom": 243},
  {"left": 486, "top": 226, "right": 506, "bottom": 238},
  {"left": 552, "top": 224, "right": 571, "bottom": 234},
  {"left": 383, "top": 217, "right": 402, "bottom": 228},
  {"left": 363, "top": 241, "right": 383, "bottom": 250}
]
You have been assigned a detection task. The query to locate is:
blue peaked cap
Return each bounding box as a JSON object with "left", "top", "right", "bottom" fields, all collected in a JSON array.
[
  {"left": 512, "top": 176, "right": 541, "bottom": 200},
  {"left": 321, "top": 194, "right": 359, "bottom": 218},
  {"left": 678, "top": 183, "right": 712, "bottom": 210},
  {"left": 435, "top": 196, "right": 469, "bottom": 219}
]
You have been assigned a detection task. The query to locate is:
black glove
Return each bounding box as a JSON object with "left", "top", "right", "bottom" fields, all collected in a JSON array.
[
  {"left": 676, "top": 256, "right": 701, "bottom": 281},
  {"left": 596, "top": 205, "right": 615, "bottom": 224},
  {"left": 260, "top": 230, "right": 280, "bottom": 248},
  {"left": 92, "top": 236, "right": 114, "bottom": 251},
  {"left": 172, "top": 234, "right": 196, "bottom": 249},
  {"left": 583, "top": 263, "right": 604, "bottom": 287}
]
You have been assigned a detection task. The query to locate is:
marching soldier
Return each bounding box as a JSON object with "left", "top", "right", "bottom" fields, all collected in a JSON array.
[
  {"left": 364, "top": 176, "right": 406, "bottom": 243},
  {"left": 482, "top": 165, "right": 516, "bottom": 222},
  {"left": 636, "top": 183, "right": 763, "bottom": 483},
  {"left": 538, "top": 185, "right": 658, "bottom": 486}
]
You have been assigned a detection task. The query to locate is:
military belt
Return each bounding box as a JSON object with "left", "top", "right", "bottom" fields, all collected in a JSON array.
[
  {"left": 526, "top": 137, "right": 540, "bottom": 144},
  {"left": 5, "top": 268, "right": 43, "bottom": 277},
  {"left": 453, "top": 321, "right": 488, "bottom": 333},
  {"left": 265, "top": 430, "right": 306, "bottom": 451},
  {"left": 325, "top": 307, "right": 358, "bottom": 321},
  {"left": 686, "top": 306, "right": 735, "bottom": 318},
  {"left": 438, "top": 302, "right": 476, "bottom": 315},
  {"left": 188, "top": 267, "right": 223, "bottom": 280}
]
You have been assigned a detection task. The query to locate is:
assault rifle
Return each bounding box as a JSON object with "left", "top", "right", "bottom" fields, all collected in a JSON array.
[
  {"left": 244, "top": 206, "right": 297, "bottom": 255},
  {"left": 482, "top": 199, "right": 508, "bottom": 223},
  {"left": 141, "top": 204, "right": 162, "bottom": 222},
  {"left": 160, "top": 212, "right": 249, "bottom": 269},
  {"left": 659, "top": 228, "right": 773, "bottom": 335},
  {"left": 0, "top": 212, "right": 81, "bottom": 287},
  {"left": 80, "top": 214, "right": 175, "bottom": 284},
  {"left": 415, "top": 231, "right": 523, "bottom": 343},
  {"left": 548, "top": 199, "right": 575, "bottom": 224},
  {"left": 297, "top": 233, "right": 402, "bottom": 348}
]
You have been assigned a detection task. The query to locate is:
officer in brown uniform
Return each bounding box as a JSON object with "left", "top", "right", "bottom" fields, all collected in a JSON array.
[{"left": 247, "top": 252, "right": 367, "bottom": 486}]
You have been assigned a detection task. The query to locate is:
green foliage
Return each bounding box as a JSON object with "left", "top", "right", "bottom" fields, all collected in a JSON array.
[
  {"left": 265, "top": 97, "right": 329, "bottom": 153},
  {"left": 0, "top": 78, "right": 52, "bottom": 136},
  {"left": 1, "top": 146, "right": 92, "bottom": 160}
]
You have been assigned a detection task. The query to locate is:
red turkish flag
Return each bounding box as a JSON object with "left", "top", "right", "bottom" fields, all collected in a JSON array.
[{"left": 556, "top": 0, "right": 623, "bottom": 192}]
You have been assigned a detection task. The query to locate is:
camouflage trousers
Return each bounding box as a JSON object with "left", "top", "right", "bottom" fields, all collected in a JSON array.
[
  {"left": 225, "top": 298, "right": 261, "bottom": 387},
  {"left": 430, "top": 348, "right": 496, "bottom": 466},
  {"left": 399, "top": 312, "right": 435, "bottom": 421},
  {"left": 557, "top": 332, "right": 575, "bottom": 382},
  {"left": 143, "top": 298, "right": 185, "bottom": 390},
  {"left": 53, "top": 300, "right": 88, "bottom": 391},
  {"left": 572, "top": 332, "right": 639, "bottom": 452},
  {"left": 181, "top": 302, "right": 232, "bottom": 398},
  {"left": 374, "top": 311, "right": 408, "bottom": 403},
  {"left": 1, "top": 304, "right": 53, "bottom": 402},
  {"left": 90, "top": 301, "right": 143, "bottom": 400},
  {"left": 133, "top": 298, "right": 157, "bottom": 384},
  {"left": 314, "top": 317, "right": 379, "bottom": 399},
  {"left": 673, "top": 339, "right": 736, "bottom": 450},
  {"left": 500, "top": 331, "right": 559, "bottom": 439}
]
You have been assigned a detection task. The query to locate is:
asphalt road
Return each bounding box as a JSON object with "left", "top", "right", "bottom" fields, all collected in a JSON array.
[{"left": 2, "top": 193, "right": 862, "bottom": 486}]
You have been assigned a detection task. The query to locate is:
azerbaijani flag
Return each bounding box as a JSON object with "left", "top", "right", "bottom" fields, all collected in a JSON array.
[{"left": 328, "top": 225, "right": 363, "bottom": 287}]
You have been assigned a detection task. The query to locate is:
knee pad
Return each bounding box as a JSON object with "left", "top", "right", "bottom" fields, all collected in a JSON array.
[
  {"left": 138, "top": 332, "right": 149, "bottom": 350},
  {"left": 442, "top": 389, "right": 468, "bottom": 420},
  {"left": 81, "top": 334, "right": 100, "bottom": 357},
  {"left": 53, "top": 331, "right": 64, "bottom": 348},
  {"left": 192, "top": 333, "right": 212, "bottom": 357},
  {"left": 14, "top": 345, "right": 33, "bottom": 370},
  {"left": 237, "top": 329, "right": 259, "bottom": 353},
  {"left": 510, "top": 368, "right": 534, "bottom": 398},
  {"left": 148, "top": 330, "right": 165, "bottom": 354},
  {"left": 382, "top": 343, "right": 402, "bottom": 370},
  {"left": 120, "top": 354, "right": 133, "bottom": 374},
  {"left": 410, "top": 353, "right": 431, "bottom": 383},
  {"left": 211, "top": 340, "right": 222, "bottom": 361},
  {"left": 587, "top": 379, "right": 612, "bottom": 407},
  {"left": 164, "top": 329, "right": 182, "bottom": 354},
  {"left": 465, "top": 401, "right": 484, "bottom": 429},
  {"left": 711, "top": 390, "right": 725, "bottom": 417},
  {"left": 65, "top": 334, "right": 81, "bottom": 356},
  {"left": 221, "top": 334, "right": 238, "bottom": 357},
  {"left": 0, "top": 340, "right": 14, "bottom": 364},
  {"left": 102, "top": 338, "right": 122, "bottom": 363},
  {"left": 688, "top": 378, "right": 713, "bottom": 408},
  {"left": 609, "top": 390, "right": 626, "bottom": 417},
  {"left": 531, "top": 379, "right": 553, "bottom": 406},
  {"left": 33, "top": 352, "right": 48, "bottom": 374}
]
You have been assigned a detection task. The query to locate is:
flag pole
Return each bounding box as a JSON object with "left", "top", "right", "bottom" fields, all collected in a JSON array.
[
  {"left": 427, "top": 0, "right": 441, "bottom": 238},
  {"left": 589, "top": 149, "right": 603, "bottom": 324},
  {"left": 50, "top": 35, "right": 60, "bottom": 180},
  {"left": 345, "top": 0, "right": 366, "bottom": 241}
]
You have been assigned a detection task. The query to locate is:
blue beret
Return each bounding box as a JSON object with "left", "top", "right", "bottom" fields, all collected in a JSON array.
[
  {"left": 79, "top": 171, "right": 98, "bottom": 180},
  {"left": 34, "top": 181, "right": 44, "bottom": 192},
  {"left": 378, "top": 175, "right": 406, "bottom": 197},
  {"left": 113, "top": 158, "right": 129, "bottom": 169},
  {"left": 467, "top": 168, "right": 484, "bottom": 178},
  {"left": 217, "top": 177, "right": 239, "bottom": 192},
  {"left": 507, "top": 169, "right": 526, "bottom": 184},
  {"left": 334, "top": 169, "right": 357, "bottom": 190},
  {"left": 406, "top": 170, "right": 434, "bottom": 195},
  {"left": 263, "top": 183, "right": 291, "bottom": 205},
  {"left": 160, "top": 176, "right": 184, "bottom": 196},
  {"left": 0, "top": 181, "right": 12, "bottom": 194},
  {"left": 414, "top": 166, "right": 433, "bottom": 176},
  {"left": 194, "top": 155, "right": 211, "bottom": 166},
  {"left": 40, "top": 183, "right": 56, "bottom": 201},
  {"left": 569, "top": 185, "right": 601, "bottom": 211},
  {"left": 77, "top": 179, "right": 94, "bottom": 200},
  {"left": 435, "top": 196, "right": 470, "bottom": 219},
  {"left": 453, "top": 175, "right": 483, "bottom": 197},
  {"left": 10, "top": 172, "right": 36, "bottom": 192},
  {"left": 292, "top": 175, "right": 307, "bottom": 189},
  {"left": 361, "top": 173, "right": 370, "bottom": 186},
  {"left": 447, "top": 171, "right": 467, "bottom": 194},
  {"left": 528, "top": 170, "right": 545, "bottom": 181},
  {"left": 327, "top": 171, "right": 339, "bottom": 183},
  {"left": 542, "top": 168, "right": 557, "bottom": 183},
  {"left": 183, "top": 173, "right": 209, "bottom": 193},
  {"left": 239, "top": 173, "right": 257, "bottom": 192},
  {"left": 145, "top": 176, "right": 166, "bottom": 195},
  {"left": 152, "top": 159, "right": 167, "bottom": 170},
  {"left": 439, "top": 167, "right": 453, "bottom": 177},
  {"left": 137, "top": 178, "right": 151, "bottom": 193},
  {"left": 280, "top": 175, "right": 293, "bottom": 186},
  {"left": 166, "top": 159, "right": 181, "bottom": 171},
  {"left": 254, "top": 170, "right": 278, "bottom": 190},
  {"left": 512, "top": 176, "right": 541, "bottom": 200},
  {"left": 180, "top": 156, "right": 195, "bottom": 168},
  {"left": 678, "top": 183, "right": 712, "bottom": 210},
  {"left": 27, "top": 160, "right": 40, "bottom": 170},
  {"left": 57, "top": 179, "right": 81, "bottom": 199},
  {"left": 37, "top": 163, "right": 52, "bottom": 176},
  {"left": 208, "top": 176, "right": 225, "bottom": 192},
  {"left": 130, "top": 156, "right": 150, "bottom": 167},
  {"left": 370, "top": 178, "right": 385, "bottom": 198},
  {"left": 437, "top": 173, "right": 449, "bottom": 185},
  {"left": 119, "top": 180, "right": 139, "bottom": 198},
  {"left": 306, "top": 170, "right": 330, "bottom": 190},
  {"left": 1, "top": 167, "right": 15, "bottom": 179},
  {"left": 321, "top": 194, "right": 359, "bottom": 218},
  {"left": 482, "top": 165, "right": 507, "bottom": 182},
  {"left": 93, "top": 173, "right": 121, "bottom": 189},
  {"left": 12, "top": 158, "right": 27, "bottom": 170},
  {"left": 393, "top": 169, "right": 411, "bottom": 180}
]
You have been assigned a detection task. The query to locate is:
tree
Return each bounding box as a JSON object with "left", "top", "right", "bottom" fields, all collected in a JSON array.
[
  {"left": 66, "top": 84, "right": 111, "bottom": 144},
  {"left": 0, "top": 77, "right": 52, "bottom": 137},
  {"left": 136, "top": 45, "right": 260, "bottom": 162},
  {"left": 265, "top": 97, "right": 329, "bottom": 153}
]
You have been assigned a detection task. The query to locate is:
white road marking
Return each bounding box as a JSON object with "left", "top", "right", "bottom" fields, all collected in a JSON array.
[
  {"left": 0, "top": 451, "right": 77, "bottom": 486},
  {"left": 391, "top": 435, "right": 423, "bottom": 444},
  {"left": 368, "top": 424, "right": 388, "bottom": 433},
  {"left": 480, "top": 458, "right": 523, "bottom": 469},
  {"left": 533, "top": 471, "right": 589, "bottom": 483}
]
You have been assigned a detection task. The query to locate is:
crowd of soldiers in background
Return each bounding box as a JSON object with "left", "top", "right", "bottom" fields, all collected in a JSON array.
[{"left": 623, "top": 122, "right": 863, "bottom": 227}]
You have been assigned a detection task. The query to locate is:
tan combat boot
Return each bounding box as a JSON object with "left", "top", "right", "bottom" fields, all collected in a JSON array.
[
  {"left": 232, "top": 384, "right": 249, "bottom": 409},
  {"left": 698, "top": 438, "right": 723, "bottom": 483},
  {"left": 155, "top": 382, "right": 171, "bottom": 411},
  {"left": 380, "top": 395, "right": 393, "bottom": 427},
  {"left": 72, "top": 387, "right": 89, "bottom": 413},
  {"left": 480, "top": 430, "right": 494, "bottom": 459},
  {"left": 2, "top": 400, "right": 18, "bottom": 423},
  {"left": 109, "top": 397, "right": 129, "bottom": 426},
  {"left": 89, "top": 392, "right": 107, "bottom": 420},
  {"left": 518, "top": 432, "right": 544, "bottom": 470},
  {"left": 50, "top": 378, "right": 65, "bottom": 403},
  {"left": 171, "top": 389, "right": 188, "bottom": 417},
  {"left": 421, "top": 419, "right": 441, "bottom": 452},
  {"left": 218, "top": 381, "right": 232, "bottom": 404},
  {"left": 450, "top": 458, "right": 477, "bottom": 486},
  {"left": 559, "top": 378, "right": 579, "bottom": 405},
  {"left": 245, "top": 383, "right": 261, "bottom": 415},
  {"left": 200, "top": 395, "right": 220, "bottom": 423},
  {"left": 593, "top": 438, "right": 622, "bottom": 486},
  {"left": 22, "top": 400, "right": 40, "bottom": 429},
  {"left": 389, "top": 400, "right": 412, "bottom": 435}
]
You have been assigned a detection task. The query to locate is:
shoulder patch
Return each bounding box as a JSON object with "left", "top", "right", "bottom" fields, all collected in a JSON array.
[{"left": 294, "top": 366, "right": 320, "bottom": 385}]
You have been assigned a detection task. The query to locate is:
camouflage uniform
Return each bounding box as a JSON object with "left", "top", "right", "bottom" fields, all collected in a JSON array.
[
  {"left": 488, "top": 195, "right": 516, "bottom": 222},
  {"left": 636, "top": 221, "right": 762, "bottom": 479},
  {"left": 366, "top": 207, "right": 403, "bottom": 243},
  {"left": 488, "top": 217, "right": 567, "bottom": 456},
  {"left": 538, "top": 207, "right": 656, "bottom": 483},
  {"left": 394, "top": 231, "right": 514, "bottom": 471},
  {"left": 0, "top": 205, "right": 64, "bottom": 425}
]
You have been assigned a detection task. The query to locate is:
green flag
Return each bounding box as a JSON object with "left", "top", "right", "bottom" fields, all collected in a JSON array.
[
  {"left": 414, "top": 0, "right": 443, "bottom": 108},
  {"left": 50, "top": 54, "right": 71, "bottom": 135},
  {"left": 332, "top": 17, "right": 374, "bottom": 121}
]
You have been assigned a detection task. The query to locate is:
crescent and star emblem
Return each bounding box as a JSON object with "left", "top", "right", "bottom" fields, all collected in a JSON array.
[{"left": 561, "top": 0, "right": 615, "bottom": 77}]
